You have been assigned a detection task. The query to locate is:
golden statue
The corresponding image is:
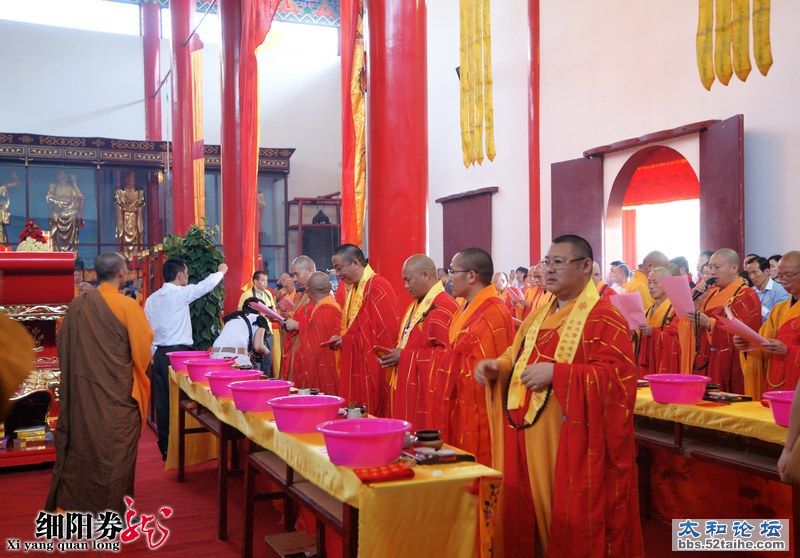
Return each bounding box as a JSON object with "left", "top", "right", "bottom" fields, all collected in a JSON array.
[
  {"left": 114, "top": 172, "right": 145, "bottom": 260},
  {"left": 46, "top": 171, "right": 84, "bottom": 252},
  {"left": 0, "top": 169, "right": 20, "bottom": 244}
]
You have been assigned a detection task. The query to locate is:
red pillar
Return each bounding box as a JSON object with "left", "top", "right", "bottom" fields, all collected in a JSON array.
[
  {"left": 170, "top": 0, "right": 196, "bottom": 235},
  {"left": 366, "top": 0, "right": 427, "bottom": 303},
  {"left": 142, "top": 3, "right": 163, "bottom": 245},
  {"left": 528, "top": 0, "right": 541, "bottom": 264},
  {"left": 219, "top": 0, "right": 244, "bottom": 314}
]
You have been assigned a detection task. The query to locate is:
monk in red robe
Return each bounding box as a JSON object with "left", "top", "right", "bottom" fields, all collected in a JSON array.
[
  {"left": 476, "top": 235, "right": 642, "bottom": 557},
  {"left": 522, "top": 263, "right": 554, "bottom": 319},
  {"left": 281, "top": 255, "right": 317, "bottom": 381},
  {"left": 293, "top": 272, "right": 342, "bottom": 395},
  {"left": 426, "top": 248, "right": 513, "bottom": 465},
  {"left": 738, "top": 251, "right": 800, "bottom": 398},
  {"left": 379, "top": 254, "right": 459, "bottom": 425},
  {"left": 494, "top": 271, "right": 525, "bottom": 320},
  {"left": 47, "top": 253, "right": 152, "bottom": 514},
  {"left": 592, "top": 261, "right": 615, "bottom": 299},
  {"left": 327, "top": 244, "right": 399, "bottom": 415},
  {"left": 672, "top": 248, "right": 761, "bottom": 393},
  {"left": 625, "top": 251, "right": 669, "bottom": 311},
  {"left": 637, "top": 266, "right": 678, "bottom": 375}
]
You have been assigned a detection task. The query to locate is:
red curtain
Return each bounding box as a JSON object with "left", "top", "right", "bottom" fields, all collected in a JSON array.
[
  {"left": 623, "top": 147, "right": 699, "bottom": 207},
  {"left": 340, "top": 0, "right": 359, "bottom": 245},
  {"left": 239, "top": 0, "right": 280, "bottom": 285},
  {"left": 622, "top": 209, "right": 637, "bottom": 268}
]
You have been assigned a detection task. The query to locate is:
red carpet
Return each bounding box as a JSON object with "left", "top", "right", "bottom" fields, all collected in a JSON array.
[{"left": 0, "top": 428, "right": 762, "bottom": 557}]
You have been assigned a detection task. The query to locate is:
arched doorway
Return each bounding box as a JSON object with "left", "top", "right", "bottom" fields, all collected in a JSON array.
[{"left": 606, "top": 146, "right": 700, "bottom": 268}]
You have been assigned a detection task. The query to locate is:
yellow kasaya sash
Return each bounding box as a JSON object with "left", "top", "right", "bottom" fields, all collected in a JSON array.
[
  {"left": 507, "top": 279, "right": 599, "bottom": 424},
  {"left": 448, "top": 284, "right": 498, "bottom": 344},
  {"left": 742, "top": 298, "right": 800, "bottom": 397},
  {"left": 678, "top": 277, "right": 746, "bottom": 373},
  {"left": 397, "top": 281, "right": 444, "bottom": 349},
  {"left": 341, "top": 264, "right": 376, "bottom": 334},
  {"left": 647, "top": 299, "right": 673, "bottom": 328}
]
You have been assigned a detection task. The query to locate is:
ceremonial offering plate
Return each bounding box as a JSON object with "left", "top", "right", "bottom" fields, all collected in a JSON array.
[
  {"left": 762, "top": 391, "right": 794, "bottom": 427},
  {"left": 267, "top": 395, "right": 345, "bottom": 433},
  {"left": 229, "top": 379, "right": 293, "bottom": 412},
  {"left": 644, "top": 374, "right": 711, "bottom": 404},
  {"left": 317, "top": 418, "right": 411, "bottom": 468}
]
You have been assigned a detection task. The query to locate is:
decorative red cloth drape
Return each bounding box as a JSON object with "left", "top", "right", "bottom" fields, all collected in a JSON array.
[
  {"left": 528, "top": 0, "right": 541, "bottom": 264},
  {"left": 142, "top": 2, "right": 161, "bottom": 141},
  {"left": 622, "top": 208, "right": 637, "bottom": 268},
  {"left": 623, "top": 147, "right": 699, "bottom": 207},
  {"left": 220, "top": 0, "right": 280, "bottom": 314}
]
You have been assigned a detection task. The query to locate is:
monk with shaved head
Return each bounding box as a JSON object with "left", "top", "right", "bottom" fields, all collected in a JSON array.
[
  {"left": 672, "top": 248, "right": 760, "bottom": 392},
  {"left": 592, "top": 261, "right": 614, "bottom": 299},
  {"left": 281, "top": 255, "right": 317, "bottom": 380},
  {"left": 625, "top": 250, "right": 670, "bottom": 310},
  {"left": 291, "top": 271, "right": 341, "bottom": 395},
  {"left": 738, "top": 251, "right": 800, "bottom": 399},
  {"left": 494, "top": 271, "right": 525, "bottom": 320},
  {"left": 637, "top": 267, "right": 679, "bottom": 375},
  {"left": 521, "top": 262, "right": 554, "bottom": 318},
  {"left": 379, "top": 254, "right": 459, "bottom": 423}
]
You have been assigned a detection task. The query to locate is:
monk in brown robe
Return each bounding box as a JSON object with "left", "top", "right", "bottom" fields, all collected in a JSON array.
[
  {"left": 294, "top": 272, "right": 342, "bottom": 395},
  {"left": 46, "top": 252, "right": 152, "bottom": 514},
  {"left": 379, "top": 254, "right": 459, "bottom": 425},
  {"left": 281, "top": 255, "right": 317, "bottom": 381},
  {"left": 426, "top": 247, "right": 513, "bottom": 465}
]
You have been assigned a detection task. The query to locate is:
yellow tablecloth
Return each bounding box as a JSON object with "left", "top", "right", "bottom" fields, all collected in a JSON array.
[
  {"left": 635, "top": 387, "right": 787, "bottom": 445},
  {"left": 168, "top": 370, "right": 502, "bottom": 557}
]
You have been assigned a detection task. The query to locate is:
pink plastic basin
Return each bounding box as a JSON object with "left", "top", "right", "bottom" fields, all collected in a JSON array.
[
  {"left": 229, "top": 379, "right": 294, "bottom": 412},
  {"left": 184, "top": 357, "right": 234, "bottom": 382},
  {"left": 644, "top": 374, "right": 711, "bottom": 404},
  {"left": 267, "top": 395, "right": 345, "bottom": 433},
  {"left": 167, "top": 350, "right": 208, "bottom": 372},
  {"left": 762, "top": 391, "right": 794, "bottom": 427},
  {"left": 206, "top": 369, "right": 262, "bottom": 397},
  {"left": 317, "top": 418, "right": 412, "bottom": 468}
]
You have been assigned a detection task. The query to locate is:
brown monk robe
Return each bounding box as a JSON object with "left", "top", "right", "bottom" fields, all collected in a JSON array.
[
  {"left": 380, "top": 254, "right": 459, "bottom": 425},
  {"left": 281, "top": 255, "right": 316, "bottom": 380},
  {"left": 46, "top": 253, "right": 152, "bottom": 514},
  {"left": 294, "top": 272, "right": 342, "bottom": 395}
]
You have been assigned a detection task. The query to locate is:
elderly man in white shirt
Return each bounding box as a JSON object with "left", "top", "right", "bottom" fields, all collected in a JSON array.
[
  {"left": 745, "top": 255, "right": 791, "bottom": 322},
  {"left": 145, "top": 258, "right": 227, "bottom": 460}
]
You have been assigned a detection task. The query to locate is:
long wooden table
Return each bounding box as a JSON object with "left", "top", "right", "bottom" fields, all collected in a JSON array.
[
  {"left": 169, "top": 370, "right": 502, "bottom": 558},
  {"left": 634, "top": 387, "right": 799, "bottom": 548}
]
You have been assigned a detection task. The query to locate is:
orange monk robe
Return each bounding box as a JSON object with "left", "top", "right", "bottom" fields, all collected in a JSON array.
[
  {"left": 97, "top": 283, "right": 153, "bottom": 432},
  {"left": 390, "top": 290, "right": 459, "bottom": 425},
  {"left": 523, "top": 287, "right": 555, "bottom": 319},
  {"left": 740, "top": 298, "right": 800, "bottom": 398},
  {"left": 624, "top": 269, "right": 654, "bottom": 310},
  {"left": 636, "top": 300, "right": 678, "bottom": 376},
  {"left": 280, "top": 293, "right": 313, "bottom": 381},
  {"left": 295, "top": 295, "right": 342, "bottom": 395},
  {"left": 489, "top": 299, "right": 642, "bottom": 557},
  {"left": 673, "top": 277, "right": 761, "bottom": 393},
  {"left": 339, "top": 270, "right": 400, "bottom": 415},
  {"left": 428, "top": 285, "right": 513, "bottom": 465}
]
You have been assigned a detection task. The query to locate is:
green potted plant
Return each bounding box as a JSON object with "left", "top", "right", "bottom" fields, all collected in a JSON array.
[{"left": 162, "top": 223, "right": 225, "bottom": 349}]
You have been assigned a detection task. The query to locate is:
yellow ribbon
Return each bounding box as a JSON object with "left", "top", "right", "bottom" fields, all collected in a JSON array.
[
  {"left": 507, "top": 279, "right": 599, "bottom": 423},
  {"left": 397, "top": 281, "right": 445, "bottom": 350},
  {"left": 341, "top": 263, "right": 376, "bottom": 334}
]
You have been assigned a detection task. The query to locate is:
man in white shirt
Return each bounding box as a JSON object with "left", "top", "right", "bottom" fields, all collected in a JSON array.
[
  {"left": 145, "top": 258, "right": 227, "bottom": 460},
  {"left": 211, "top": 296, "right": 270, "bottom": 367},
  {"left": 745, "top": 255, "right": 790, "bottom": 322}
]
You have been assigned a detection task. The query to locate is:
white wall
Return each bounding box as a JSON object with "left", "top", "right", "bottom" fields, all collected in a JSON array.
[
  {"left": 0, "top": 19, "right": 341, "bottom": 201},
  {"left": 427, "top": 0, "right": 531, "bottom": 271},
  {"left": 539, "top": 1, "right": 800, "bottom": 257}
]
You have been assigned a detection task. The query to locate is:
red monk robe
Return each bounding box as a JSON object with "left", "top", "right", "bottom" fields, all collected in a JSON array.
[
  {"left": 428, "top": 285, "right": 513, "bottom": 465},
  {"left": 489, "top": 294, "right": 642, "bottom": 557},
  {"left": 390, "top": 286, "right": 459, "bottom": 425},
  {"left": 295, "top": 295, "right": 342, "bottom": 395},
  {"left": 741, "top": 298, "right": 800, "bottom": 398},
  {"left": 281, "top": 293, "right": 313, "bottom": 381},
  {"left": 596, "top": 280, "right": 615, "bottom": 299},
  {"left": 499, "top": 286, "right": 525, "bottom": 320},
  {"left": 636, "top": 300, "right": 678, "bottom": 376},
  {"left": 339, "top": 266, "right": 399, "bottom": 414},
  {"left": 672, "top": 277, "right": 760, "bottom": 393}
]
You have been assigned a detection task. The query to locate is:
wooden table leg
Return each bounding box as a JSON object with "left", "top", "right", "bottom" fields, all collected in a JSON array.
[
  {"left": 218, "top": 425, "right": 229, "bottom": 540},
  {"left": 177, "top": 394, "right": 186, "bottom": 483},
  {"left": 341, "top": 504, "right": 358, "bottom": 558}
]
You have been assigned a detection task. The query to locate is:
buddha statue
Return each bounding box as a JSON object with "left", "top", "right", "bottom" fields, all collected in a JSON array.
[
  {"left": 46, "top": 171, "right": 84, "bottom": 252},
  {"left": 114, "top": 172, "right": 146, "bottom": 260}
]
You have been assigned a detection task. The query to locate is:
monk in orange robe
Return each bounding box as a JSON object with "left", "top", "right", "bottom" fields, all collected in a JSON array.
[
  {"left": 476, "top": 235, "right": 642, "bottom": 557},
  {"left": 625, "top": 251, "right": 669, "bottom": 311},
  {"left": 494, "top": 272, "right": 525, "bottom": 320},
  {"left": 47, "top": 252, "right": 152, "bottom": 514},
  {"left": 379, "top": 254, "right": 459, "bottom": 425},
  {"left": 327, "top": 244, "right": 399, "bottom": 415},
  {"left": 426, "top": 248, "right": 513, "bottom": 465},
  {"left": 738, "top": 251, "right": 800, "bottom": 398},
  {"left": 672, "top": 248, "right": 761, "bottom": 393},
  {"left": 522, "top": 262, "right": 555, "bottom": 319},
  {"left": 592, "top": 261, "right": 615, "bottom": 299},
  {"left": 292, "top": 272, "right": 342, "bottom": 395},
  {"left": 281, "top": 255, "right": 317, "bottom": 380},
  {"left": 637, "top": 267, "right": 678, "bottom": 375}
]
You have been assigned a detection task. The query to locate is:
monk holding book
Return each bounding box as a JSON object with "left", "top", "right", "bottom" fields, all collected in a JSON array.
[{"left": 637, "top": 267, "right": 678, "bottom": 375}]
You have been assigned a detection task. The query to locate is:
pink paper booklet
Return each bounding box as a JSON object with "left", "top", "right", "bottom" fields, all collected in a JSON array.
[
  {"left": 659, "top": 275, "right": 695, "bottom": 316},
  {"left": 249, "top": 301, "right": 284, "bottom": 323},
  {"left": 715, "top": 311, "right": 768, "bottom": 351},
  {"left": 609, "top": 292, "right": 647, "bottom": 330}
]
